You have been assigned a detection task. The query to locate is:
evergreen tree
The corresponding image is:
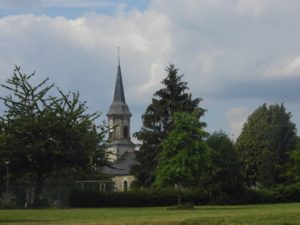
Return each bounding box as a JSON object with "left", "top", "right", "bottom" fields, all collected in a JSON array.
[
  {"left": 236, "top": 103, "right": 296, "bottom": 187},
  {"left": 132, "top": 64, "right": 205, "bottom": 187}
]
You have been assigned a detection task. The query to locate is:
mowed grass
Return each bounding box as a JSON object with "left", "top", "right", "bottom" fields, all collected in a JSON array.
[{"left": 0, "top": 203, "right": 300, "bottom": 225}]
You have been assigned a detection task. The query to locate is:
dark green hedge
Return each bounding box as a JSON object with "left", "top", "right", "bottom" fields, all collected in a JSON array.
[
  {"left": 69, "top": 188, "right": 209, "bottom": 207},
  {"left": 244, "top": 183, "right": 300, "bottom": 204},
  {"left": 69, "top": 183, "right": 300, "bottom": 207}
]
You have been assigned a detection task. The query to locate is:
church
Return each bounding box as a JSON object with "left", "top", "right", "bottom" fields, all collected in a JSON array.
[{"left": 101, "top": 59, "right": 137, "bottom": 191}]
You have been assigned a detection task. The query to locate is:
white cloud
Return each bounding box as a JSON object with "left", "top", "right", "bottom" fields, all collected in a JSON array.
[
  {"left": 1, "top": 0, "right": 300, "bottom": 135},
  {"left": 0, "top": 9, "right": 172, "bottom": 114},
  {"left": 261, "top": 54, "right": 300, "bottom": 79},
  {"left": 226, "top": 107, "right": 250, "bottom": 139}
]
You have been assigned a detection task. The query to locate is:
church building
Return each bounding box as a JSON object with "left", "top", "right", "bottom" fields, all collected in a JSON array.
[{"left": 102, "top": 60, "right": 137, "bottom": 191}]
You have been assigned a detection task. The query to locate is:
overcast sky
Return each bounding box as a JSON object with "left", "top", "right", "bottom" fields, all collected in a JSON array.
[{"left": 0, "top": 0, "right": 300, "bottom": 140}]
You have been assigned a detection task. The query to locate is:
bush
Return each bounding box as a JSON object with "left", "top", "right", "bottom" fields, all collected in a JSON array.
[
  {"left": 69, "top": 188, "right": 209, "bottom": 207},
  {"left": 241, "top": 183, "right": 300, "bottom": 204},
  {"left": 0, "top": 192, "right": 16, "bottom": 208}
]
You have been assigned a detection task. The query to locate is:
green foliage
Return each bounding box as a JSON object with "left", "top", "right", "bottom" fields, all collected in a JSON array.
[
  {"left": 154, "top": 112, "right": 209, "bottom": 189},
  {"left": 69, "top": 188, "right": 208, "bottom": 207},
  {"left": 205, "top": 131, "right": 244, "bottom": 201},
  {"left": 287, "top": 137, "right": 300, "bottom": 182},
  {"left": 244, "top": 183, "right": 300, "bottom": 204},
  {"left": 69, "top": 182, "right": 300, "bottom": 207},
  {"left": 0, "top": 66, "right": 107, "bottom": 206},
  {"left": 236, "top": 103, "right": 297, "bottom": 187},
  {"left": 133, "top": 64, "right": 205, "bottom": 187}
]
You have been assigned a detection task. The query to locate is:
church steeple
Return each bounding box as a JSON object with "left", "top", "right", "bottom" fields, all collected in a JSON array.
[
  {"left": 113, "top": 65, "right": 126, "bottom": 103},
  {"left": 107, "top": 61, "right": 131, "bottom": 117},
  {"left": 107, "top": 55, "right": 132, "bottom": 146}
]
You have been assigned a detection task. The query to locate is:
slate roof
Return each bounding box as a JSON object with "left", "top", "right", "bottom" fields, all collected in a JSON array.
[
  {"left": 107, "top": 65, "right": 131, "bottom": 117},
  {"left": 102, "top": 151, "right": 136, "bottom": 176}
]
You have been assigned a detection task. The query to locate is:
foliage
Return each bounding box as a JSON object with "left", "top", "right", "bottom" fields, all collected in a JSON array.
[
  {"left": 132, "top": 64, "right": 205, "bottom": 187},
  {"left": 69, "top": 188, "right": 208, "bottom": 207},
  {"left": 0, "top": 192, "right": 16, "bottom": 208},
  {"left": 243, "top": 183, "right": 300, "bottom": 204},
  {"left": 154, "top": 111, "right": 209, "bottom": 204},
  {"left": 0, "top": 66, "right": 107, "bottom": 206},
  {"left": 287, "top": 137, "right": 300, "bottom": 182},
  {"left": 235, "top": 103, "right": 297, "bottom": 187},
  {"left": 205, "top": 131, "right": 244, "bottom": 202},
  {"left": 154, "top": 112, "right": 209, "bottom": 188}
]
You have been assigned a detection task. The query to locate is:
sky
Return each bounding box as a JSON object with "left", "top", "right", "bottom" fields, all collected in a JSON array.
[{"left": 0, "top": 0, "right": 300, "bottom": 140}]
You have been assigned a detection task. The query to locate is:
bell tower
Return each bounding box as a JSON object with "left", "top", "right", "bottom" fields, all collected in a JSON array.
[{"left": 106, "top": 55, "right": 135, "bottom": 161}]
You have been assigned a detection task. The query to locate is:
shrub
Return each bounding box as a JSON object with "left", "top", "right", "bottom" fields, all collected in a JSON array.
[{"left": 69, "top": 188, "right": 209, "bottom": 207}]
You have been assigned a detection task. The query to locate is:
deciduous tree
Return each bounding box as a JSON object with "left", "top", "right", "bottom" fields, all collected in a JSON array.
[
  {"left": 236, "top": 103, "right": 296, "bottom": 187},
  {"left": 206, "top": 131, "right": 244, "bottom": 200},
  {"left": 0, "top": 66, "right": 106, "bottom": 206},
  {"left": 154, "top": 111, "right": 210, "bottom": 204}
]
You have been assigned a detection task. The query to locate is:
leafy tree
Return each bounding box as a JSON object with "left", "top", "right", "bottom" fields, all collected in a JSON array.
[
  {"left": 206, "top": 131, "right": 244, "bottom": 201},
  {"left": 154, "top": 111, "right": 210, "bottom": 204},
  {"left": 287, "top": 137, "right": 300, "bottom": 182},
  {"left": 0, "top": 66, "right": 106, "bottom": 206},
  {"left": 236, "top": 103, "right": 297, "bottom": 187},
  {"left": 132, "top": 64, "right": 205, "bottom": 187}
]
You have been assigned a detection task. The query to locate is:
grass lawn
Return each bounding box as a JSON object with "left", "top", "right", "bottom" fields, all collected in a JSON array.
[{"left": 0, "top": 203, "right": 299, "bottom": 225}]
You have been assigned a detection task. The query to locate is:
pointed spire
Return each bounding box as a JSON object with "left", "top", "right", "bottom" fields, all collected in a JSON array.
[
  {"left": 112, "top": 64, "right": 126, "bottom": 103},
  {"left": 107, "top": 50, "right": 131, "bottom": 117}
]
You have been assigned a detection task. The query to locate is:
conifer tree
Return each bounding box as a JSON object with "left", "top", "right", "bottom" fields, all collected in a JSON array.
[{"left": 132, "top": 64, "right": 205, "bottom": 187}]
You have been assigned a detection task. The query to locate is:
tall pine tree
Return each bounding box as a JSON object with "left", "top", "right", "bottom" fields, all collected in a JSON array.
[{"left": 131, "top": 64, "right": 205, "bottom": 187}]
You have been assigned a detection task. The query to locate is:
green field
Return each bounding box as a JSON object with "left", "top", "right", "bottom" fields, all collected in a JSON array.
[{"left": 0, "top": 203, "right": 299, "bottom": 225}]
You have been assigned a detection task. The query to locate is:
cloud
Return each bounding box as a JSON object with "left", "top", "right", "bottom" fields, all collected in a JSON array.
[
  {"left": 212, "top": 77, "right": 300, "bottom": 103},
  {"left": 0, "top": 0, "right": 41, "bottom": 10},
  {"left": 1, "top": 0, "right": 300, "bottom": 135},
  {"left": 236, "top": 0, "right": 265, "bottom": 17},
  {"left": 146, "top": 0, "right": 300, "bottom": 100},
  {"left": 0, "top": 9, "right": 171, "bottom": 116},
  {"left": 261, "top": 54, "right": 300, "bottom": 79},
  {"left": 226, "top": 107, "right": 251, "bottom": 139},
  {"left": 42, "top": 0, "right": 114, "bottom": 8}
]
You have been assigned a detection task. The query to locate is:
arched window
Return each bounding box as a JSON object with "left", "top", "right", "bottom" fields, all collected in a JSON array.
[
  {"left": 123, "top": 126, "right": 128, "bottom": 138},
  {"left": 123, "top": 180, "right": 128, "bottom": 192}
]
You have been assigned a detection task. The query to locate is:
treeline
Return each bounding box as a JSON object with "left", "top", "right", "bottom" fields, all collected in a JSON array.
[
  {"left": 131, "top": 64, "right": 300, "bottom": 205},
  {"left": 1, "top": 65, "right": 300, "bottom": 208}
]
